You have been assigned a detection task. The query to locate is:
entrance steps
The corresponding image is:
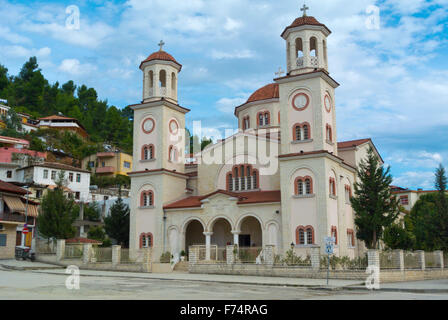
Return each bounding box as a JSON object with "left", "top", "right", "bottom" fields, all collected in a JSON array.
[{"left": 173, "top": 261, "right": 189, "bottom": 272}]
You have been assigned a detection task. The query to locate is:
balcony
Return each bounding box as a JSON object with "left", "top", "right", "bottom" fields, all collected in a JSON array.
[
  {"left": 96, "top": 166, "right": 115, "bottom": 174},
  {"left": 0, "top": 212, "right": 26, "bottom": 223},
  {"left": 296, "top": 56, "right": 319, "bottom": 68}
]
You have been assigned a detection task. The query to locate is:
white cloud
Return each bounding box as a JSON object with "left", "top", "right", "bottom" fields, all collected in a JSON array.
[
  {"left": 1, "top": 45, "right": 51, "bottom": 58},
  {"left": 210, "top": 49, "right": 255, "bottom": 60},
  {"left": 386, "top": 151, "right": 444, "bottom": 169},
  {"left": 58, "top": 59, "right": 96, "bottom": 75},
  {"left": 216, "top": 97, "right": 246, "bottom": 114},
  {"left": 393, "top": 171, "right": 436, "bottom": 190}
]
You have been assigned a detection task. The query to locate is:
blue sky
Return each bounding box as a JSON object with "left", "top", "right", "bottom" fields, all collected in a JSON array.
[{"left": 0, "top": 0, "right": 447, "bottom": 190}]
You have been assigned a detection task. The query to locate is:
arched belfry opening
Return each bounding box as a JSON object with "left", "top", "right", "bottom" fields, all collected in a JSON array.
[
  {"left": 148, "top": 70, "right": 154, "bottom": 96},
  {"left": 159, "top": 69, "right": 166, "bottom": 95}
]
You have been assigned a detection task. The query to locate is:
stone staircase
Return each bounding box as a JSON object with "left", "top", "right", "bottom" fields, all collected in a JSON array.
[{"left": 173, "top": 261, "right": 189, "bottom": 272}]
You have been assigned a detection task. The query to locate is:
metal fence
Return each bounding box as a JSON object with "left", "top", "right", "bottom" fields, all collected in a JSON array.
[
  {"left": 404, "top": 251, "right": 420, "bottom": 269},
  {"left": 64, "top": 244, "right": 83, "bottom": 259},
  {"left": 424, "top": 251, "right": 439, "bottom": 268},
  {"left": 319, "top": 255, "right": 367, "bottom": 270},
  {"left": 274, "top": 250, "right": 312, "bottom": 267},
  {"left": 35, "top": 239, "right": 56, "bottom": 254},
  {"left": 238, "top": 247, "right": 263, "bottom": 263},
  {"left": 444, "top": 252, "right": 448, "bottom": 268},
  {"left": 380, "top": 250, "right": 398, "bottom": 269},
  {"left": 92, "top": 247, "right": 112, "bottom": 263}
]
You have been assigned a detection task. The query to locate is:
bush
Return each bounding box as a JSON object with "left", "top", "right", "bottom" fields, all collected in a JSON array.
[{"left": 160, "top": 252, "right": 171, "bottom": 263}]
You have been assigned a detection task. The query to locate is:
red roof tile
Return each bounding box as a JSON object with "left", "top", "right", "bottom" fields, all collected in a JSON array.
[
  {"left": 337, "top": 138, "right": 371, "bottom": 149},
  {"left": 0, "top": 180, "right": 29, "bottom": 195},
  {"left": 281, "top": 16, "right": 331, "bottom": 37},
  {"left": 38, "top": 115, "right": 76, "bottom": 121},
  {"left": 247, "top": 83, "right": 279, "bottom": 103},
  {"left": 140, "top": 50, "right": 182, "bottom": 70},
  {"left": 164, "top": 190, "right": 281, "bottom": 209}
]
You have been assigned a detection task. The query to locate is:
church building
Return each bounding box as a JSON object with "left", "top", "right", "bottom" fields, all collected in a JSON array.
[{"left": 128, "top": 7, "right": 382, "bottom": 262}]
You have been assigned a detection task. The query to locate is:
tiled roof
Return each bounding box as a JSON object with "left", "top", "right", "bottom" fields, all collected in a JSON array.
[
  {"left": 247, "top": 83, "right": 279, "bottom": 103},
  {"left": 281, "top": 16, "right": 331, "bottom": 37},
  {"left": 38, "top": 115, "right": 76, "bottom": 121},
  {"left": 140, "top": 50, "right": 182, "bottom": 69},
  {"left": 18, "top": 162, "right": 90, "bottom": 173},
  {"left": 337, "top": 138, "right": 371, "bottom": 149},
  {"left": 164, "top": 190, "right": 281, "bottom": 209},
  {"left": 0, "top": 180, "right": 29, "bottom": 195}
]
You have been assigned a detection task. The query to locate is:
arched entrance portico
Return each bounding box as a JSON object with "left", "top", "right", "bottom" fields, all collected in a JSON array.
[
  {"left": 210, "top": 218, "right": 233, "bottom": 247},
  {"left": 238, "top": 216, "right": 263, "bottom": 247},
  {"left": 184, "top": 219, "right": 205, "bottom": 251}
]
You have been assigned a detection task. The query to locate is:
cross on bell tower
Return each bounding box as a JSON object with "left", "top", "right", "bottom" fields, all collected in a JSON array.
[
  {"left": 300, "top": 4, "right": 309, "bottom": 16},
  {"left": 158, "top": 40, "right": 165, "bottom": 51},
  {"left": 275, "top": 67, "right": 285, "bottom": 77}
]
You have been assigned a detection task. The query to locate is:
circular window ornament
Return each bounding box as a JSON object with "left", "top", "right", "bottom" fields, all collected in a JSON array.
[
  {"left": 142, "top": 118, "right": 155, "bottom": 134},
  {"left": 169, "top": 119, "right": 179, "bottom": 135},
  {"left": 292, "top": 93, "right": 310, "bottom": 111},
  {"left": 324, "top": 94, "right": 332, "bottom": 113}
]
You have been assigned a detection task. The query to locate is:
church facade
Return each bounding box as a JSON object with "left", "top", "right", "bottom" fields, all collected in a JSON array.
[{"left": 128, "top": 9, "right": 381, "bottom": 262}]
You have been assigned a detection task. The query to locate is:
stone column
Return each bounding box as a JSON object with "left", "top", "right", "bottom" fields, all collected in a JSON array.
[
  {"left": 56, "top": 239, "right": 65, "bottom": 261},
  {"left": 204, "top": 232, "right": 213, "bottom": 261},
  {"left": 226, "top": 245, "right": 235, "bottom": 265},
  {"left": 82, "top": 243, "right": 92, "bottom": 264},
  {"left": 231, "top": 231, "right": 240, "bottom": 246},
  {"left": 393, "top": 249, "right": 404, "bottom": 271},
  {"left": 263, "top": 245, "right": 274, "bottom": 267},
  {"left": 310, "top": 246, "right": 321, "bottom": 270},
  {"left": 303, "top": 40, "right": 310, "bottom": 69},
  {"left": 416, "top": 250, "right": 425, "bottom": 270},
  {"left": 434, "top": 250, "right": 444, "bottom": 269},
  {"left": 142, "top": 248, "right": 151, "bottom": 272},
  {"left": 112, "top": 245, "right": 121, "bottom": 266},
  {"left": 367, "top": 249, "right": 380, "bottom": 268}
]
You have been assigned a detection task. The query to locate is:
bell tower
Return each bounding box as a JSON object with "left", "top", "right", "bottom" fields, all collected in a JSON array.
[
  {"left": 282, "top": 4, "right": 330, "bottom": 76},
  {"left": 140, "top": 40, "right": 182, "bottom": 104}
]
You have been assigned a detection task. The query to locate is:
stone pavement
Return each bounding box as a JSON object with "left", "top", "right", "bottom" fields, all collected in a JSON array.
[
  {"left": 30, "top": 267, "right": 362, "bottom": 289},
  {"left": 0, "top": 259, "right": 64, "bottom": 271},
  {"left": 346, "top": 279, "right": 448, "bottom": 293}
]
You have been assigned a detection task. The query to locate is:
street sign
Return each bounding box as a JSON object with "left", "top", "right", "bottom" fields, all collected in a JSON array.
[
  {"left": 325, "top": 243, "right": 334, "bottom": 255},
  {"left": 324, "top": 236, "right": 335, "bottom": 243},
  {"left": 22, "top": 224, "right": 29, "bottom": 234}
]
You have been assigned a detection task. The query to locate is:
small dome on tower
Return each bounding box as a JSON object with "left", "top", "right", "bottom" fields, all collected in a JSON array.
[
  {"left": 281, "top": 15, "right": 331, "bottom": 38},
  {"left": 140, "top": 42, "right": 182, "bottom": 70}
]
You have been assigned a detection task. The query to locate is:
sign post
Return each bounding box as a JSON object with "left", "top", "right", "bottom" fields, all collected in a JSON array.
[{"left": 324, "top": 237, "right": 335, "bottom": 286}]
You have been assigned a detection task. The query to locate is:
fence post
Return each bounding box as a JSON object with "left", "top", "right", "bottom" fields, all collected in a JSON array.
[
  {"left": 416, "top": 250, "right": 425, "bottom": 270},
  {"left": 226, "top": 245, "right": 235, "bottom": 265},
  {"left": 393, "top": 249, "right": 404, "bottom": 271},
  {"left": 310, "top": 246, "right": 320, "bottom": 270},
  {"left": 112, "top": 245, "right": 121, "bottom": 266},
  {"left": 83, "top": 243, "right": 92, "bottom": 264},
  {"left": 56, "top": 239, "right": 65, "bottom": 261},
  {"left": 367, "top": 249, "right": 380, "bottom": 268},
  {"left": 434, "top": 250, "right": 444, "bottom": 269},
  {"left": 189, "top": 246, "right": 198, "bottom": 267},
  {"left": 263, "top": 245, "right": 274, "bottom": 267}
]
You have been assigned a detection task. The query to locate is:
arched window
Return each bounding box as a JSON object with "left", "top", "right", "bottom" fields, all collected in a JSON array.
[
  {"left": 159, "top": 70, "right": 166, "bottom": 88},
  {"left": 294, "top": 125, "right": 301, "bottom": 141},
  {"left": 169, "top": 145, "right": 177, "bottom": 162},
  {"left": 295, "top": 176, "right": 313, "bottom": 195},
  {"left": 326, "top": 124, "right": 332, "bottom": 142},
  {"left": 142, "top": 144, "right": 154, "bottom": 160},
  {"left": 310, "top": 37, "right": 318, "bottom": 57},
  {"left": 296, "top": 226, "right": 314, "bottom": 245},
  {"left": 258, "top": 113, "right": 263, "bottom": 126},
  {"left": 227, "top": 165, "right": 259, "bottom": 192},
  {"left": 303, "top": 123, "right": 310, "bottom": 140},
  {"left": 149, "top": 71, "right": 154, "bottom": 88},
  {"left": 257, "top": 112, "right": 270, "bottom": 127},
  {"left": 345, "top": 184, "right": 352, "bottom": 203},
  {"left": 140, "top": 232, "right": 153, "bottom": 248},
  {"left": 140, "top": 191, "right": 154, "bottom": 207},
  {"left": 329, "top": 177, "right": 336, "bottom": 196},
  {"left": 242, "top": 116, "right": 250, "bottom": 130},
  {"left": 331, "top": 226, "right": 338, "bottom": 245},
  {"left": 347, "top": 229, "right": 355, "bottom": 247},
  {"left": 171, "top": 72, "right": 176, "bottom": 91},
  {"left": 295, "top": 38, "right": 304, "bottom": 67}
]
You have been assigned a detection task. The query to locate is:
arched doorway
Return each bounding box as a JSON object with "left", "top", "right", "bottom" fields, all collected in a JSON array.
[
  {"left": 239, "top": 216, "right": 262, "bottom": 247},
  {"left": 211, "top": 218, "right": 232, "bottom": 247},
  {"left": 185, "top": 220, "right": 205, "bottom": 251}
]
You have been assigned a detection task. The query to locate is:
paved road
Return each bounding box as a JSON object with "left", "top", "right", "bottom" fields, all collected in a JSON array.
[{"left": 0, "top": 267, "right": 447, "bottom": 300}]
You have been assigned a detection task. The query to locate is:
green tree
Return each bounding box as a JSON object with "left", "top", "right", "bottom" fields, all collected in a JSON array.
[
  {"left": 383, "top": 221, "right": 415, "bottom": 250},
  {"left": 0, "top": 107, "right": 23, "bottom": 137},
  {"left": 435, "top": 164, "right": 448, "bottom": 248},
  {"left": 350, "top": 147, "right": 400, "bottom": 249},
  {"left": 37, "top": 171, "right": 77, "bottom": 239},
  {"left": 104, "top": 197, "right": 130, "bottom": 247}
]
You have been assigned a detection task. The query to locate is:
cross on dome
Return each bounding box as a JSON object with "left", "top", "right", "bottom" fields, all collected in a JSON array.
[
  {"left": 158, "top": 40, "right": 165, "bottom": 51},
  {"left": 275, "top": 67, "right": 285, "bottom": 77},
  {"left": 300, "top": 4, "right": 309, "bottom": 16}
]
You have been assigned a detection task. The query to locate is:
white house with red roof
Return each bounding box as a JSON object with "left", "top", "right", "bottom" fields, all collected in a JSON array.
[
  {"left": 37, "top": 115, "right": 89, "bottom": 139},
  {"left": 128, "top": 8, "right": 384, "bottom": 262}
]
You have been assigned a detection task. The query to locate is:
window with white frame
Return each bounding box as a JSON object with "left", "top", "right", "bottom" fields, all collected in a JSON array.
[{"left": 43, "top": 169, "right": 48, "bottom": 179}]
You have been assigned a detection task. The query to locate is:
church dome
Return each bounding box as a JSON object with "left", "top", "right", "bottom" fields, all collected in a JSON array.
[
  {"left": 140, "top": 50, "right": 182, "bottom": 70},
  {"left": 281, "top": 16, "right": 331, "bottom": 37},
  {"left": 246, "top": 83, "right": 279, "bottom": 103}
]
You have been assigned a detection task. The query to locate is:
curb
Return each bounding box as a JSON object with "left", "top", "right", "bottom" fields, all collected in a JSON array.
[
  {"left": 342, "top": 285, "right": 448, "bottom": 294},
  {"left": 1, "top": 264, "right": 65, "bottom": 271}
]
